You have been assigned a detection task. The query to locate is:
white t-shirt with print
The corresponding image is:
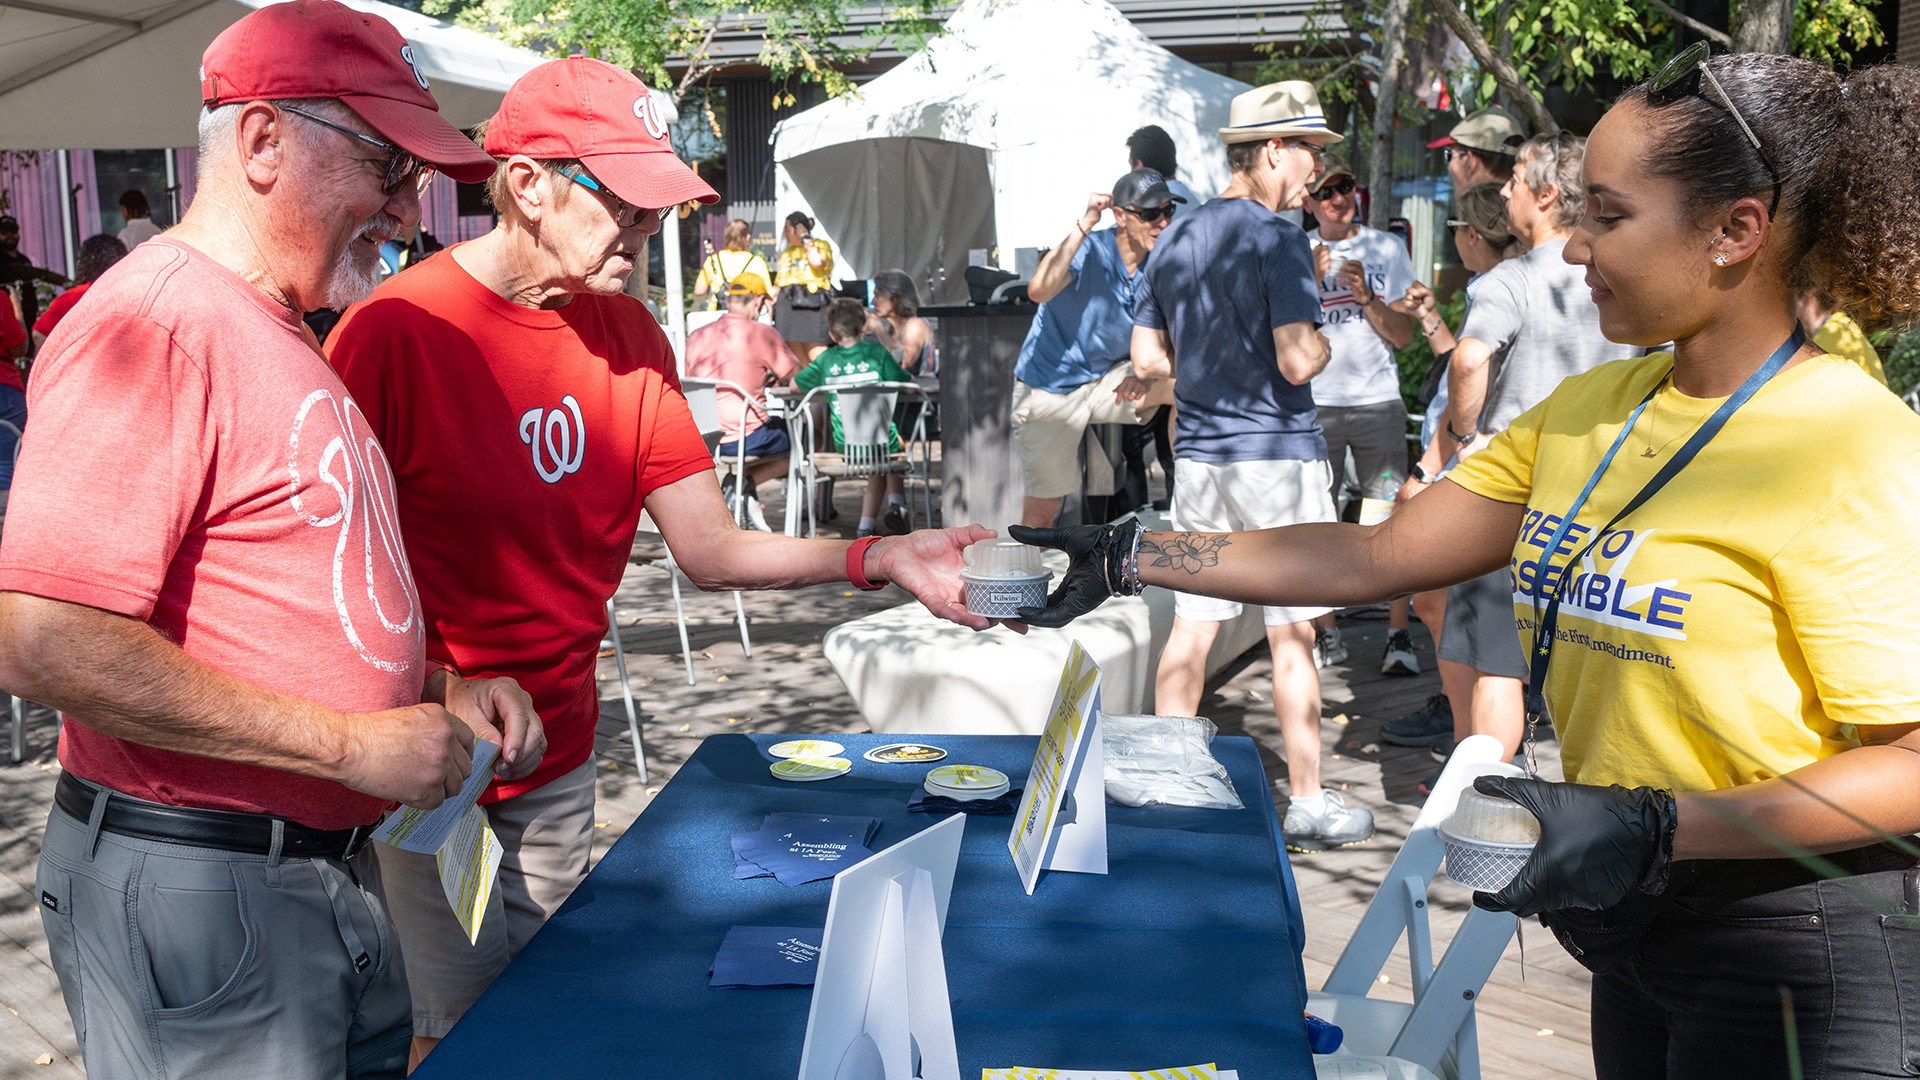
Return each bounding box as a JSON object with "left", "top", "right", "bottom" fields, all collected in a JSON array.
[{"left": 1309, "top": 225, "right": 1415, "bottom": 407}]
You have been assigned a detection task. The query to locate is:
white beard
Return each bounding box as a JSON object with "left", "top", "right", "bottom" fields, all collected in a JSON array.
[{"left": 325, "top": 212, "right": 400, "bottom": 310}]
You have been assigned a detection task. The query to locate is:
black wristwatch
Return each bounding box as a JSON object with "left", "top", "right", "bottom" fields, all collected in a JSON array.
[
  {"left": 1445, "top": 422, "right": 1477, "bottom": 444},
  {"left": 1411, "top": 463, "right": 1436, "bottom": 484}
]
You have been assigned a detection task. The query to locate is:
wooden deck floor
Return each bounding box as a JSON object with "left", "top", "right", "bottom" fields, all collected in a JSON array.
[{"left": 0, "top": 480, "right": 1593, "bottom": 1080}]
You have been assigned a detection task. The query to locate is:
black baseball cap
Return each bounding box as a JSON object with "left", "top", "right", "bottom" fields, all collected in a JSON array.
[
  {"left": 0, "top": 216, "right": 16, "bottom": 230},
  {"left": 1111, "top": 168, "right": 1185, "bottom": 210}
]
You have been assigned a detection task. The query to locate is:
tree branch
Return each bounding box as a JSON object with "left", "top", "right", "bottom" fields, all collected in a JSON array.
[
  {"left": 1367, "top": 0, "right": 1411, "bottom": 229},
  {"left": 1425, "top": 0, "right": 1558, "bottom": 133},
  {"left": 1645, "top": 0, "right": 1732, "bottom": 46}
]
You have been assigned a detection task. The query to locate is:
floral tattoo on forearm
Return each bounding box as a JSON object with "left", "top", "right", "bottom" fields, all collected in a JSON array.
[{"left": 1140, "top": 533, "right": 1231, "bottom": 575}]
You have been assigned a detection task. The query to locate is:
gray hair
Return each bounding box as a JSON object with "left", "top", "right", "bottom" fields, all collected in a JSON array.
[
  {"left": 196, "top": 98, "right": 352, "bottom": 177},
  {"left": 1516, "top": 132, "right": 1587, "bottom": 231}
]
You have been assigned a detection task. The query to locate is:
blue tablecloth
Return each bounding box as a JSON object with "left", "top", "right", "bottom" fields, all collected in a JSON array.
[{"left": 417, "top": 732, "right": 1315, "bottom": 1078}]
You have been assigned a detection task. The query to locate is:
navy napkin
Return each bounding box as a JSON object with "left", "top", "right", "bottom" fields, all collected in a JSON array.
[
  {"left": 709, "top": 925, "right": 824, "bottom": 988},
  {"left": 907, "top": 787, "right": 1024, "bottom": 816},
  {"left": 731, "top": 813, "right": 880, "bottom": 886}
]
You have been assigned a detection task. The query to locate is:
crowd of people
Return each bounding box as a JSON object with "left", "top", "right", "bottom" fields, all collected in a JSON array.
[{"left": 0, "top": 1, "right": 1917, "bottom": 1077}]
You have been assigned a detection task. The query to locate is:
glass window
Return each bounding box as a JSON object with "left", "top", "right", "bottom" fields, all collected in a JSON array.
[{"left": 93, "top": 150, "right": 173, "bottom": 233}]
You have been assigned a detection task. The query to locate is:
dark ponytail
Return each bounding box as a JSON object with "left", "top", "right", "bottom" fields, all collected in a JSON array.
[
  {"left": 1810, "top": 65, "right": 1920, "bottom": 332},
  {"left": 1623, "top": 55, "right": 1920, "bottom": 332},
  {"left": 784, "top": 211, "right": 815, "bottom": 233}
]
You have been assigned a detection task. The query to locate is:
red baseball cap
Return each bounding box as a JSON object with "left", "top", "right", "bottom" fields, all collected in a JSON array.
[
  {"left": 483, "top": 57, "right": 718, "bottom": 209},
  {"left": 200, "top": 0, "right": 496, "bottom": 184}
]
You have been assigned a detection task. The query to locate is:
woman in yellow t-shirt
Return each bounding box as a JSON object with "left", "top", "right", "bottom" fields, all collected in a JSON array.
[
  {"left": 691, "top": 218, "right": 771, "bottom": 310},
  {"left": 772, "top": 211, "right": 834, "bottom": 362},
  {"left": 1014, "top": 53, "right": 1920, "bottom": 1077}
]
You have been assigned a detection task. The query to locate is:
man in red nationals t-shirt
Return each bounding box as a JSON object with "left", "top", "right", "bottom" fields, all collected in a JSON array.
[
  {"left": 0, "top": 5, "right": 541, "bottom": 1077},
  {"left": 327, "top": 55, "right": 998, "bottom": 1065}
]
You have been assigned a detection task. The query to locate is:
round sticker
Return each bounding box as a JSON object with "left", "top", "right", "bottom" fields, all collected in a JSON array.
[
  {"left": 863, "top": 743, "right": 949, "bottom": 764},
  {"left": 770, "top": 756, "right": 852, "bottom": 782},
  {"left": 924, "top": 764, "right": 1008, "bottom": 792},
  {"left": 769, "top": 739, "right": 846, "bottom": 760}
]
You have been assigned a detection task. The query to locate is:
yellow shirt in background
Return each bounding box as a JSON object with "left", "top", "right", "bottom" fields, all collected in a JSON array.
[
  {"left": 773, "top": 239, "right": 835, "bottom": 292},
  {"left": 1448, "top": 353, "right": 1920, "bottom": 793},
  {"left": 694, "top": 250, "right": 771, "bottom": 295},
  {"left": 1811, "top": 311, "right": 1887, "bottom": 386}
]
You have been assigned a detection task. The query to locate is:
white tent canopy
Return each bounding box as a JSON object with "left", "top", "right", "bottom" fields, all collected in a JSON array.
[
  {"left": 771, "top": 0, "right": 1249, "bottom": 304},
  {"left": 0, "top": 0, "right": 543, "bottom": 149}
]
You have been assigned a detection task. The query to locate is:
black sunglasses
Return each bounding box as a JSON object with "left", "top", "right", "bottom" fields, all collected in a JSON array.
[
  {"left": 1312, "top": 178, "right": 1356, "bottom": 201},
  {"left": 1646, "top": 41, "right": 1781, "bottom": 217},
  {"left": 556, "top": 164, "right": 670, "bottom": 230},
  {"left": 1121, "top": 204, "right": 1175, "bottom": 224},
  {"left": 279, "top": 105, "right": 428, "bottom": 196}
]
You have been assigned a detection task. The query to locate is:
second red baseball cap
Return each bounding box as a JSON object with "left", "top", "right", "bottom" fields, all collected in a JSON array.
[
  {"left": 201, "top": 0, "right": 496, "bottom": 184},
  {"left": 483, "top": 57, "right": 719, "bottom": 209}
]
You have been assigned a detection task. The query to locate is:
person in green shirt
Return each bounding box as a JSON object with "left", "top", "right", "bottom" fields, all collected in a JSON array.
[{"left": 793, "top": 297, "right": 914, "bottom": 535}]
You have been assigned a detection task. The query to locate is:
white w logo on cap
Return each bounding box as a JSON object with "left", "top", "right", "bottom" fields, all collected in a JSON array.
[
  {"left": 632, "top": 94, "right": 669, "bottom": 140},
  {"left": 399, "top": 45, "right": 430, "bottom": 91}
]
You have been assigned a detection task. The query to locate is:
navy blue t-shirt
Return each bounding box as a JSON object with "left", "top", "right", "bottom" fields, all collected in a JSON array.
[
  {"left": 1134, "top": 198, "right": 1325, "bottom": 463},
  {"left": 1014, "top": 229, "right": 1143, "bottom": 394}
]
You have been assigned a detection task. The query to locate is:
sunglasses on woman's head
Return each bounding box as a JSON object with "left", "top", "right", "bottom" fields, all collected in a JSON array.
[
  {"left": 1646, "top": 41, "right": 1781, "bottom": 217},
  {"left": 1312, "top": 178, "right": 1356, "bottom": 201}
]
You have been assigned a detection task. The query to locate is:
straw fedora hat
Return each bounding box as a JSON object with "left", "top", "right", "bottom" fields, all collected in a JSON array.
[{"left": 1219, "top": 80, "right": 1345, "bottom": 145}]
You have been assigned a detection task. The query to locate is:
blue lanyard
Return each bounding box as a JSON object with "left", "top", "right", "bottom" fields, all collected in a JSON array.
[{"left": 1523, "top": 330, "right": 1805, "bottom": 721}]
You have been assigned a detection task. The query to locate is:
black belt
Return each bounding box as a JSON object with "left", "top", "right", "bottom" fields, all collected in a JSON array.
[{"left": 55, "top": 773, "right": 381, "bottom": 861}]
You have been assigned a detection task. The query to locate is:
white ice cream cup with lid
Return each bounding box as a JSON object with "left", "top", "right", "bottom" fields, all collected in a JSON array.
[{"left": 959, "top": 538, "right": 1050, "bottom": 618}]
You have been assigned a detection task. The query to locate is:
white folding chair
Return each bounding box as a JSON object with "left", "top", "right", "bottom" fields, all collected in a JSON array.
[
  {"left": 788, "top": 381, "right": 933, "bottom": 538},
  {"left": 1305, "top": 735, "right": 1519, "bottom": 1080},
  {"left": 602, "top": 598, "right": 646, "bottom": 785},
  {"left": 681, "top": 375, "right": 778, "bottom": 529},
  {"left": 633, "top": 511, "right": 751, "bottom": 688}
]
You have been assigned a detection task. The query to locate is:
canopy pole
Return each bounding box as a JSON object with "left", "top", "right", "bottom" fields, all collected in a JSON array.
[
  {"left": 55, "top": 150, "right": 75, "bottom": 278},
  {"left": 664, "top": 207, "right": 685, "bottom": 365}
]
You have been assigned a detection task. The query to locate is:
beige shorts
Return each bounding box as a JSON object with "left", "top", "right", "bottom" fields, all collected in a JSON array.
[
  {"left": 1011, "top": 361, "right": 1155, "bottom": 499},
  {"left": 375, "top": 757, "right": 598, "bottom": 1038},
  {"left": 1170, "top": 457, "right": 1336, "bottom": 627}
]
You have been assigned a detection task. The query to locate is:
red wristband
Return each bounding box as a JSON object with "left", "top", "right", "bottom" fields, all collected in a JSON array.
[{"left": 846, "top": 535, "right": 886, "bottom": 591}]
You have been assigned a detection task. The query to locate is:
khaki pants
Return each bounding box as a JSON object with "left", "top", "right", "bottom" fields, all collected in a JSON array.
[{"left": 375, "top": 757, "right": 598, "bottom": 1038}]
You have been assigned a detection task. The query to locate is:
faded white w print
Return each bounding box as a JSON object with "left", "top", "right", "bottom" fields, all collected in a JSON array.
[
  {"left": 520, "top": 395, "right": 586, "bottom": 484},
  {"left": 287, "top": 389, "right": 422, "bottom": 673}
]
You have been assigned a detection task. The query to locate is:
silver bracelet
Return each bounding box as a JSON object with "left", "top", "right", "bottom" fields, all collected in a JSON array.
[{"left": 1120, "top": 521, "right": 1145, "bottom": 596}]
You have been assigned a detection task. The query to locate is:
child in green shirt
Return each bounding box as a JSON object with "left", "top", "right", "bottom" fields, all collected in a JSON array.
[{"left": 793, "top": 298, "right": 915, "bottom": 535}]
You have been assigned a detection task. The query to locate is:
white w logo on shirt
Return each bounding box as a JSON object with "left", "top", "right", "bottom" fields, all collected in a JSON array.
[{"left": 519, "top": 395, "right": 586, "bottom": 484}]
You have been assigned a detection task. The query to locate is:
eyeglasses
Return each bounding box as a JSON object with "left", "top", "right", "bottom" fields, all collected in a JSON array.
[
  {"left": 1311, "top": 178, "right": 1356, "bottom": 201},
  {"left": 1119, "top": 204, "right": 1175, "bottom": 224},
  {"left": 1646, "top": 41, "right": 1781, "bottom": 217},
  {"left": 556, "top": 165, "right": 670, "bottom": 230},
  {"left": 1281, "top": 138, "right": 1327, "bottom": 163},
  {"left": 279, "top": 105, "right": 428, "bottom": 196}
]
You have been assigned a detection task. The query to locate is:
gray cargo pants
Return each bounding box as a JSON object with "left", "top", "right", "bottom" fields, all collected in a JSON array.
[{"left": 36, "top": 789, "right": 411, "bottom": 1079}]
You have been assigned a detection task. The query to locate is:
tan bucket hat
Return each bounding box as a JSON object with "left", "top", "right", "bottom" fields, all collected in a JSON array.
[{"left": 1219, "top": 80, "right": 1345, "bottom": 145}]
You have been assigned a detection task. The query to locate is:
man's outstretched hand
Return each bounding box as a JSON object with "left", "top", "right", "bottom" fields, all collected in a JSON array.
[{"left": 1006, "top": 521, "right": 1137, "bottom": 628}]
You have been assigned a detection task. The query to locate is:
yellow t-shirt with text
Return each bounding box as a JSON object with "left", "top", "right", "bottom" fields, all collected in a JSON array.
[{"left": 1448, "top": 352, "right": 1920, "bottom": 793}]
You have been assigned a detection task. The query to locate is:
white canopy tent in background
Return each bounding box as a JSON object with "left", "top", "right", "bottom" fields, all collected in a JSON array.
[
  {"left": 771, "top": 0, "right": 1250, "bottom": 305},
  {"left": 0, "top": 0, "right": 539, "bottom": 148},
  {"left": 0, "top": 0, "right": 704, "bottom": 345}
]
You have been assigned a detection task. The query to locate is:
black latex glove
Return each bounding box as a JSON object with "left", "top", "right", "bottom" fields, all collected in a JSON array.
[
  {"left": 1472, "top": 775, "right": 1679, "bottom": 917},
  {"left": 1006, "top": 520, "right": 1138, "bottom": 629}
]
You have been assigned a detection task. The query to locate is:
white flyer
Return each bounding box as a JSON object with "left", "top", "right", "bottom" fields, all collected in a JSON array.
[
  {"left": 1007, "top": 641, "right": 1108, "bottom": 895},
  {"left": 437, "top": 803, "right": 503, "bottom": 946},
  {"left": 371, "top": 739, "right": 501, "bottom": 854}
]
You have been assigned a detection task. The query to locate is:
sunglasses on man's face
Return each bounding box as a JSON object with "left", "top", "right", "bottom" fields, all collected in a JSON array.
[
  {"left": 557, "top": 165, "right": 672, "bottom": 230},
  {"left": 279, "top": 105, "right": 429, "bottom": 196},
  {"left": 1646, "top": 40, "right": 1781, "bottom": 216},
  {"left": 1312, "top": 178, "right": 1356, "bottom": 201},
  {"left": 1121, "top": 204, "right": 1175, "bottom": 224}
]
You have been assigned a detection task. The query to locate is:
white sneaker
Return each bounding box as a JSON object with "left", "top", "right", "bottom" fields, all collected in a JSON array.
[
  {"left": 743, "top": 499, "right": 772, "bottom": 532},
  {"left": 1313, "top": 626, "right": 1348, "bottom": 669},
  {"left": 1283, "top": 789, "right": 1375, "bottom": 853},
  {"left": 1381, "top": 629, "right": 1420, "bottom": 676}
]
